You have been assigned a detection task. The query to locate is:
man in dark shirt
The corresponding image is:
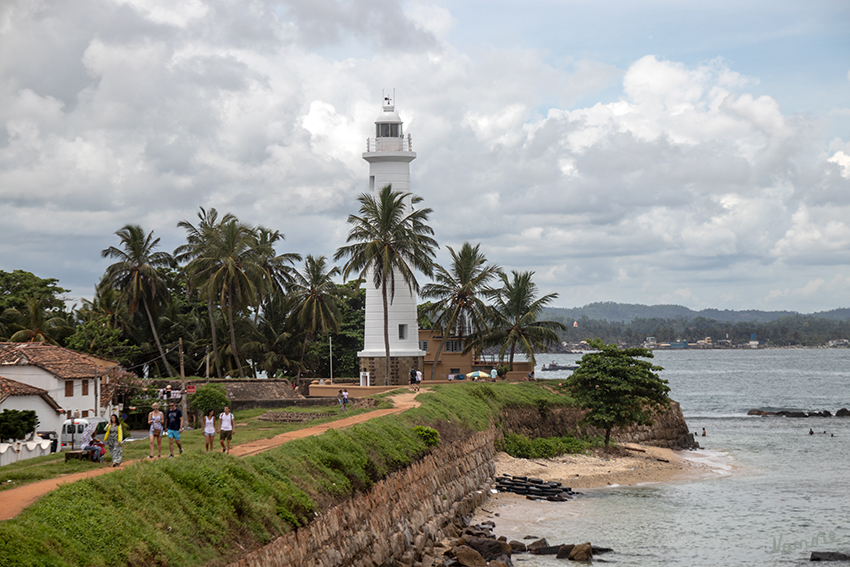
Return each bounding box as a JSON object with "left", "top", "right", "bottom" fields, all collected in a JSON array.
[{"left": 166, "top": 401, "right": 184, "bottom": 457}]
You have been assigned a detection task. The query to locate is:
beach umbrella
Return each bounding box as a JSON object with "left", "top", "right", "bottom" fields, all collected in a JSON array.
[
  {"left": 466, "top": 371, "right": 490, "bottom": 379},
  {"left": 80, "top": 422, "right": 98, "bottom": 447}
]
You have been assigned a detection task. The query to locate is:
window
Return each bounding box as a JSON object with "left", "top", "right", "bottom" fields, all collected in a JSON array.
[
  {"left": 81, "top": 411, "right": 88, "bottom": 418},
  {"left": 81, "top": 380, "right": 88, "bottom": 396},
  {"left": 398, "top": 324, "right": 407, "bottom": 340},
  {"left": 419, "top": 340, "right": 429, "bottom": 352},
  {"left": 65, "top": 380, "right": 74, "bottom": 397},
  {"left": 369, "top": 175, "right": 375, "bottom": 191},
  {"left": 445, "top": 340, "right": 463, "bottom": 352},
  {"left": 376, "top": 123, "right": 401, "bottom": 137}
]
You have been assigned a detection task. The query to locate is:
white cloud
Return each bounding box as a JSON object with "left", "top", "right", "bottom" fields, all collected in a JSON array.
[{"left": 1, "top": 0, "right": 849, "bottom": 314}]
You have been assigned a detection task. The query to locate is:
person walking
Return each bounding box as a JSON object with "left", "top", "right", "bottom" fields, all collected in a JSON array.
[
  {"left": 219, "top": 406, "right": 235, "bottom": 454},
  {"left": 415, "top": 368, "right": 422, "bottom": 392},
  {"left": 148, "top": 402, "right": 165, "bottom": 458},
  {"left": 342, "top": 389, "right": 349, "bottom": 412},
  {"left": 166, "top": 401, "right": 184, "bottom": 457},
  {"left": 337, "top": 389, "right": 344, "bottom": 410},
  {"left": 104, "top": 414, "right": 124, "bottom": 467},
  {"left": 409, "top": 367, "right": 416, "bottom": 390},
  {"left": 203, "top": 409, "right": 217, "bottom": 452}
]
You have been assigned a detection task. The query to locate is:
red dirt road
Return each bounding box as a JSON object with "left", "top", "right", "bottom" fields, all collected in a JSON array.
[{"left": 0, "top": 390, "right": 421, "bottom": 521}]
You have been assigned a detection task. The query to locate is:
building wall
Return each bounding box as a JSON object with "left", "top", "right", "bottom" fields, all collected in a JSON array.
[
  {"left": 0, "top": 366, "right": 97, "bottom": 431},
  {"left": 0, "top": 395, "right": 60, "bottom": 435}
]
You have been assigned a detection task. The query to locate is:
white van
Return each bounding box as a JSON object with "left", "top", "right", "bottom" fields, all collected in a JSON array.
[{"left": 60, "top": 417, "right": 108, "bottom": 450}]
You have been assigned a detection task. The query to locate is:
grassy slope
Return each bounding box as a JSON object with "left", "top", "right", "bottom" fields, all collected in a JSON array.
[
  {"left": 0, "top": 403, "right": 385, "bottom": 493},
  {"left": 0, "top": 382, "right": 573, "bottom": 567}
]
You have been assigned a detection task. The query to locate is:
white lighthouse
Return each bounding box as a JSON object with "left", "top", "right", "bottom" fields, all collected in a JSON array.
[{"left": 358, "top": 96, "right": 424, "bottom": 385}]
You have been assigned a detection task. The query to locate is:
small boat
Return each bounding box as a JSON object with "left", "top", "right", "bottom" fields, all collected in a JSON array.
[{"left": 540, "top": 363, "right": 579, "bottom": 371}]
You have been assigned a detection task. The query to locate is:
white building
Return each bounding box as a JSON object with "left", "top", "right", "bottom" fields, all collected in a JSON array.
[
  {"left": 0, "top": 343, "right": 120, "bottom": 433},
  {"left": 358, "top": 97, "right": 425, "bottom": 384}
]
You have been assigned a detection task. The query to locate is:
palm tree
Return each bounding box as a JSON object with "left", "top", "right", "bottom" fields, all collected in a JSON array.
[
  {"left": 2, "top": 296, "right": 73, "bottom": 344},
  {"left": 254, "top": 226, "right": 302, "bottom": 302},
  {"left": 334, "top": 185, "right": 438, "bottom": 385},
  {"left": 188, "top": 220, "right": 263, "bottom": 378},
  {"left": 101, "top": 224, "right": 177, "bottom": 376},
  {"left": 175, "top": 207, "right": 236, "bottom": 378},
  {"left": 243, "top": 294, "right": 301, "bottom": 378},
  {"left": 469, "top": 271, "right": 566, "bottom": 370},
  {"left": 420, "top": 242, "right": 502, "bottom": 380},
  {"left": 289, "top": 255, "right": 344, "bottom": 380}
]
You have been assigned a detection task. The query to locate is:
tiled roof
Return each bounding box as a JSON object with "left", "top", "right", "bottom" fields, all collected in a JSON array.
[
  {"left": 0, "top": 375, "right": 63, "bottom": 412},
  {"left": 0, "top": 342, "right": 118, "bottom": 380}
]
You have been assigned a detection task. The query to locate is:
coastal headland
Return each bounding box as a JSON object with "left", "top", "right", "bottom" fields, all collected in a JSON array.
[{"left": 0, "top": 381, "right": 699, "bottom": 567}]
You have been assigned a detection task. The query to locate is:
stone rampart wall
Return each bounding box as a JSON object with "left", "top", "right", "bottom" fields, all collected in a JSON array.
[
  {"left": 229, "top": 429, "right": 495, "bottom": 567},
  {"left": 499, "top": 401, "right": 698, "bottom": 449}
]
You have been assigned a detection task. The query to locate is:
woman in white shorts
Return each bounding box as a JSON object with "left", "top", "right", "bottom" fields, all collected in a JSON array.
[{"left": 203, "top": 409, "right": 217, "bottom": 452}]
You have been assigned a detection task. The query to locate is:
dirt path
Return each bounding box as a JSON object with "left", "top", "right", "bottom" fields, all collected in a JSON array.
[{"left": 0, "top": 390, "right": 421, "bottom": 521}]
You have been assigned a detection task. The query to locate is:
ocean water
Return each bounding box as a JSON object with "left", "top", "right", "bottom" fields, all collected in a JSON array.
[{"left": 481, "top": 349, "right": 850, "bottom": 565}]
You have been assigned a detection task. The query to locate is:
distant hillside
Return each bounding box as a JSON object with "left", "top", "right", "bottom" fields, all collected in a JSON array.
[{"left": 545, "top": 302, "right": 850, "bottom": 324}]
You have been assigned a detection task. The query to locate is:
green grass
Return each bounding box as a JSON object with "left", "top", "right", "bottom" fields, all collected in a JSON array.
[
  {"left": 0, "top": 382, "right": 581, "bottom": 567},
  {"left": 495, "top": 433, "right": 598, "bottom": 459},
  {"left": 0, "top": 402, "right": 385, "bottom": 492}
]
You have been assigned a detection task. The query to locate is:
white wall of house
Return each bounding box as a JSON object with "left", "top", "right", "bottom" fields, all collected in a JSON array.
[
  {"left": 0, "top": 394, "right": 61, "bottom": 435},
  {"left": 0, "top": 366, "right": 98, "bottom": 430}
]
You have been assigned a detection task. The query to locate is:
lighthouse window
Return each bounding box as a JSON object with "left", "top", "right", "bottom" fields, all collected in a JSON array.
[
  {"left": 398, "top": 324, "right": 408, "bottom": 340},
  {"left": 377, "top": 123, "right": 401, "bottom": 137}
]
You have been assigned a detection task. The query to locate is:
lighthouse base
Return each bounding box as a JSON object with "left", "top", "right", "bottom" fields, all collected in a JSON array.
[{"left": 359, "top": 355, "right": 424, "bottom": 386}]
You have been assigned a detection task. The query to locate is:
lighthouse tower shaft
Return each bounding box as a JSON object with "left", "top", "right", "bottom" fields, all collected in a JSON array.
[{"left": 358, "top": 100, "right": 424, "bottom": 385}]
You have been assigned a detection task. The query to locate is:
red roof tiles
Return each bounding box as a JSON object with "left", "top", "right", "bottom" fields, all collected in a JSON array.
[{"left": 0, "top": 342, "right": 118, "bottom": 380}]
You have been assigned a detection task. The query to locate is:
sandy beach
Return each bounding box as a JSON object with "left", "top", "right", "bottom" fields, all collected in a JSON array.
[{"left": 493, "top": 443, "right": 711, "bottom": 490}]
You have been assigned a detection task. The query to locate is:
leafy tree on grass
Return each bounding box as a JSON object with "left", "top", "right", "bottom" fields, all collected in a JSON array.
[
  {"left": 188, "top": 384, "right": 230, "bottom": 420},
  {"left": 0, "top": 409, "right": 39, "bottom": 441},
  {"left": 564, "top": 338, "right": 671, "bottom": 448}
]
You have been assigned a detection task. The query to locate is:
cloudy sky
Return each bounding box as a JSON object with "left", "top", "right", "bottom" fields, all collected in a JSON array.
[{"left": 1, "top": 0, "right": 849, "bottom": 313}]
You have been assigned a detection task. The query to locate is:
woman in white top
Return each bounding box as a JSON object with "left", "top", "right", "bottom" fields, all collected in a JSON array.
[{"left": 203, "top": 409, "right": 217, "bottom": 452}]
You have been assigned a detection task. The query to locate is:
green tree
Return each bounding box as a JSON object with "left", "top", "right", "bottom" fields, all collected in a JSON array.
[
  {"left": 564, "top": 338, "right": 671, "bottom": 448},
  {"left": 334, "top": 185, "right": 438, "bottom": 384},
  {"left": 175, "top": 207, "right": 237, "bottom": 379},
  {"left": 188, "top": 220, "right": 263, "bottom": 378},
  {"left": 289, "top": 255, "right": 344, "bottom": 380},
  {"left": 66, "top": 315, "right": 140, "bottom": 365},
  {"left": 2, "top": 296, "right": 73, "bottom": 344},
  {"left": 101, "top": 224, "right": 177, "bottom": 377},
  {"left": 420, "top": 242, "right": 502, "bottom": 380},
  {"left": 0, "top": 409, "right": 39, "bottom": 441},
  {"left": 0, "top": 270, "right": 69, "bottom": 312},
  {"left": 470, "top": 271, "right": 565, "bottom": 370},
  {"left": 188, "top": 384, "right": 230, "bottom": 420}
]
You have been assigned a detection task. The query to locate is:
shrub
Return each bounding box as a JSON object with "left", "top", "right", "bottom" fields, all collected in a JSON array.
[
  {"left": 413, "top": 426, "right": 440, "bottom": 447},
  {"left": 495, "top": 433, "right": 590, "bottom": 459},
  {"left": 188, "top": 384, "right": 230, "bottom": 418},
  {"left": 0, "top": 409, "right": 39, "bottom": 441}
]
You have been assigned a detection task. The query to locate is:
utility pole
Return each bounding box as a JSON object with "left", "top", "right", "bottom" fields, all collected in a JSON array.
[
  {"left": 179, "top": 338, "right": 188, "bottom": 422},
  {"left": 329, "top": 335, "right": 333, "bottom": 385}
]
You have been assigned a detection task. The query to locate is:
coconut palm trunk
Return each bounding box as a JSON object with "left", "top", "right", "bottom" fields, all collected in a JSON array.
[
  {"left": 207, "top": 298, "right": 222, "bottom": 378},
  {"left": 382, "top": 276, "right": 391, "bottom": 385},
  {"left": 227, "top": 284, "right": 245, "bottom": 378},
  {"left": 143, "top": 294, "right": 176, "bottom": 376}
]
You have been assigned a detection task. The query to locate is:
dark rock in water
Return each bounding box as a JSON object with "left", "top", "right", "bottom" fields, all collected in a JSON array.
[
  {"left": 526, "top": 538, "right": 549, "bottom": 551},
  {"left": 822, "top": 410, "right": 833, "bottom": 417},
  {"left": 522, "top": 535, "right": 540, "bottom": 540},
  {"left": 466, "top": 537, "right": 512, "bottom": 561},
  {"left": 593, "top": 545, "right": 614, "bottom": 554},
  {"left": 748, "top": 409, "right": 764, "bottom": 416},
  {"left": 509, "top": 540, "right": 527, "bottom": 553},
  {"left": 810, "top": 551, "right": 850, "bottom": 561},
  {"left": 570, "top": 542, "right": 593, "bottom": 561},
  {"left": 530, "top": 545, "right": 562, "bottom": 555},
  {"left": 788, "top": 412, "right": 808, "bottom": 418},
  {"left": 497, "top": 535, "right": 507, "bottom": 542},
  {"left": 836, "top": 408, "right": 850, "bottom": 417},
  {"left": 556, "top": 544, "right": 575, "bottom": 559}
]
